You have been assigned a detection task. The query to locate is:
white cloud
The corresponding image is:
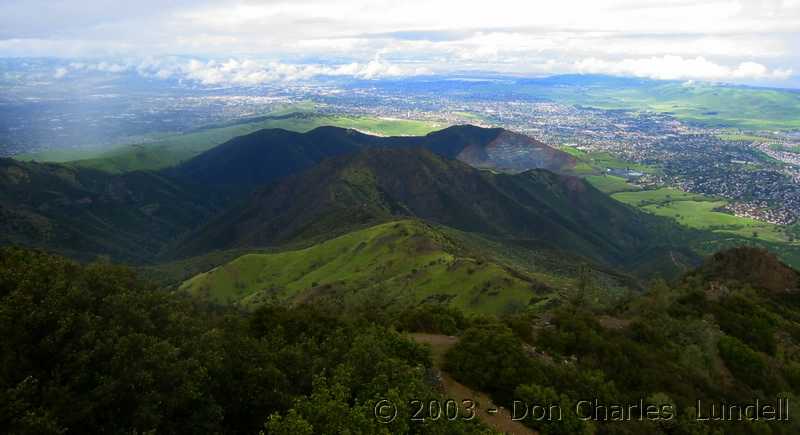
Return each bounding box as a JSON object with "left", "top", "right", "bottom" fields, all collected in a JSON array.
[
  {"left": 2, "top": 0, "right": 798, "bottom": 85},
  {"left": 53, "top": 67, "right": 68, "bottom": 79},
  {"left": 574, "top": 56, "right": 793, "bottom": 81},
  {"left": 126, "top": 57, "right": 429, "bottom": 86},
  {"left": 48, "top": 54, "right": 792, "bottom": 86}
]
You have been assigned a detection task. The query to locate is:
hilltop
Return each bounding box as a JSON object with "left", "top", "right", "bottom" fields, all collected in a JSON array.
[
  {"left": 180, "top": 220, "right": 551, "bottom": 314},
  {"left": 687, "top": 246, "right": 800, "bottom": 293}
]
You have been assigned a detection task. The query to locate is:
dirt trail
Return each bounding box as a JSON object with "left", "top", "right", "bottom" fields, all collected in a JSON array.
[{"left": 410, "top": 333, "right": 536, "bottom": 435}]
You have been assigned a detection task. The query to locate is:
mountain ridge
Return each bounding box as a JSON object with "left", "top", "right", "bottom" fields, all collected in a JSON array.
[{"left": 169, "top": 124, "right": 575, "bottom": 188}]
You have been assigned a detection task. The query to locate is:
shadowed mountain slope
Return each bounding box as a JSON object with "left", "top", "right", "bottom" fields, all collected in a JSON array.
[
  {"left": 172, "top": 147, "right": 694, "bottom": 270},
  {"left": 0, "top": 158, "right": 221, "bottom": 262}
]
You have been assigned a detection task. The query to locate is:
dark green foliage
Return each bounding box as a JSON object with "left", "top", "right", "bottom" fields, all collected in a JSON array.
[
  {"left": 443, "top": 250, "right": 800, "bottom": 434},
  {"left": 0, "top": 248, "right": 493, "bottom": 434},
  {"left": 784, "top": 363, "right": 800, "bottom": 390},
  {"left": 714, "top": 295, "right": 777, "bottom": 355},
  {"left": 444, "top": 323, "right": 541, "bottom": 403},
  {"left": 397, "top": 304, "right": 468, "bottom": 335},
  {"left": 502, "top": 312, "right": 538, "bottom": 344},
  {"left": 0, "top": 247, "right": 224, "bottom": 433},
  {"left": 0, "top": 158, "right": 222, "bottom": 263},
  {"left": 513, "top": 384, "right": 592, "bottom": 435},
  {"left": 717, "top": 336, "right": 774, "bottom": 393}
]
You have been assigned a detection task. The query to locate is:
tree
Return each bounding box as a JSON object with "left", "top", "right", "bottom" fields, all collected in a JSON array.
[{"left": 514, "top": 384, "right": 593, "bottom": 435}]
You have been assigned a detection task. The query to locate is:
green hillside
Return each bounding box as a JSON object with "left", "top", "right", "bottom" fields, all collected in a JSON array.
[
  {"left": 180, "top": 220, "right": 561, "bottom": 315},
  {"left": 572, "top": 147, "right": 800, "bottom": 267}
]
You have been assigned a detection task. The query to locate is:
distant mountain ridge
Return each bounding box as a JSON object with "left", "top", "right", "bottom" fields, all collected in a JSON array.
[{"left": 170, "top": 125, "right": 575, "bottom": 188}]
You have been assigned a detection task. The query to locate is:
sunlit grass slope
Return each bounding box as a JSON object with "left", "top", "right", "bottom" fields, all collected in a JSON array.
[{"left": 179, "top": 220, "right": 551, "bottom": 315}]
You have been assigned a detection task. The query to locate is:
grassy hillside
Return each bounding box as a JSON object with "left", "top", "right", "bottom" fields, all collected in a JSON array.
[
  {"left": 20, "top": 113, "right": 442, "bottom": 173},
  {"left": 180, "top": 220, "right": 556, "bottom": 315}
]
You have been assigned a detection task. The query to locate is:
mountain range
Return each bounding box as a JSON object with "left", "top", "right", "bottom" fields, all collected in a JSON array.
[{"left": 1, "top": 124, "right": 708, "bottom": 311}]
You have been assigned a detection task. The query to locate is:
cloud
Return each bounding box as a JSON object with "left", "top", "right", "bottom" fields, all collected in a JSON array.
[
  {"left": 51, "top": 56, "right": 429, "bottom": 85},
  {"left": 53, "top": 67, "right": 68, "bottom": 79},
  {"left": 49, "top": 54, "right": 792, "bottom": 87},
  {"left": 176, "top": 57, "right": 425, "bottom": 84},
  {"left": 574, "top": 56, "right": 793, "bottom": 81},
  {"left": 3, "top": 0, "right": 798, "bottom": 85}
]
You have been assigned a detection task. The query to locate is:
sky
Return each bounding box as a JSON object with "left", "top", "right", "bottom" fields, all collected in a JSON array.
[{"left": 1, "top": 0, "right": 799, "bottom": 86}]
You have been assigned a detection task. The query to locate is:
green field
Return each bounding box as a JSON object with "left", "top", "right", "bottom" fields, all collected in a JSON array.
[
  {"left": 612, "top": 188, "right": 790, "bottom": 243},
  {"left": 559, "top": 146, "right": 659, "bottom": 178},
  {"left": 716, "top": 133, "right": 774, "bottom": 142},
  {"left": 586, "top": 152, "right": 657, "bottom": 174},
  {"left": 450, "top": 111, "right": 485, "bottom": 122},
  {"left": 19, "top": 113, "right": 443, "bottom": 173},
  {"left": 179, "top": 220, "right": 551, "bottom": 315},
  {"left": 585, "top": 174, "right": 642, "bottom": 194},
  {"left": 612, "top": 187, "right": 706, "bottom": 205}
]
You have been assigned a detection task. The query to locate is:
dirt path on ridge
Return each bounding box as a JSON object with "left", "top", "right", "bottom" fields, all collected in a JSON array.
[{"left": 409, "top": 333, "right": 536, "bottom": 435}]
